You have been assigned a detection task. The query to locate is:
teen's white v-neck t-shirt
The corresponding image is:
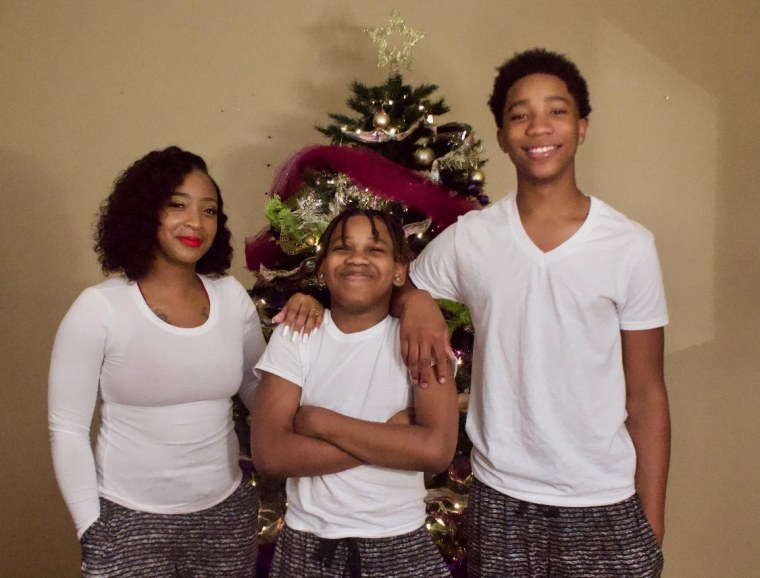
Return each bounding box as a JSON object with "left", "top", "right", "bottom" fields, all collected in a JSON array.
[{"left": 410, "top": 192, "right": 668, "bottom": 506}]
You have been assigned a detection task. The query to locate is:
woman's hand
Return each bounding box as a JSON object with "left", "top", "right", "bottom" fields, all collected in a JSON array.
[{"left": 272, "top": 293, "right": 324, "bottom": 341}]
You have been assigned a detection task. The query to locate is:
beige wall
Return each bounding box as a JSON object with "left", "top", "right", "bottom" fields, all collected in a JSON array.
[{"left": 1, "top": 1, "right": 757, "bottom": 576}]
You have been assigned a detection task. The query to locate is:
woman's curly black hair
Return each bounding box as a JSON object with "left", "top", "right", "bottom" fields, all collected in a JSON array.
[
  {"left": 95, "top": 146, "right": 232, "bottom": 280},
  {"left": 315, "top": 206, "right": 411, "bottom": 271},
  {"left": 488, "top": 48, "right": 592, "bottom": 128}
]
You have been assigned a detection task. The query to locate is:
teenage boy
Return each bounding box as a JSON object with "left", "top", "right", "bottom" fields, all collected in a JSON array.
[{"left": 397, "top": 48, "right": 670, "bottom": 577}]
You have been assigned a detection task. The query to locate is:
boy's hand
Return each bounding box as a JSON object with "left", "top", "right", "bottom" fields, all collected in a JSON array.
[
  {"left": 272, "top": 293, "right": 324, "bottom": 342},
  {"left": 399, "top": 290, "right": 454, "bottom": 388}
]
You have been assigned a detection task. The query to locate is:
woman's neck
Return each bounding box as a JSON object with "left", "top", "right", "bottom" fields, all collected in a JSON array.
[
  {"left": 137, "top": 263, "right": 211, "bottom": 328},
  {"left": 139, "top": 261, "right": 199, "bottom": 291}
]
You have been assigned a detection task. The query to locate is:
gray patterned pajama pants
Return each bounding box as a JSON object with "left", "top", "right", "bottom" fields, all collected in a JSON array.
[
  {"left": 268, "top": 524, "right": 452, "bottom": 578},
  {"left": 79, "top": 479, "right": 259, "bottom": 577},
  {"left": 466, "top": 478, "right": 664, "bottom": 577}
]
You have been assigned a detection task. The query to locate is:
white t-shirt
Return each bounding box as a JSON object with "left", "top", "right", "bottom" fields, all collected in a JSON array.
[
  {"left": 254, "top": 311, "right": 427, "bottom": 539},
  {"left": 48, "top": 274, "right": 265, "bottom": 537},
  {"left": 410, "top": 193, "right": 668, "bottom": 507}
]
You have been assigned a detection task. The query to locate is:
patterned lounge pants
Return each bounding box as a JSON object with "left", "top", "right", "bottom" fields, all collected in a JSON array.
[
  {"left": 466, "top": 478, "right": 664, "bottom": 577},
  {"left": 79, "top": 479, "right": 259, "bottom": 577},
  {"left": 268, "top": 524, "right": 452, "bottom": 578}
]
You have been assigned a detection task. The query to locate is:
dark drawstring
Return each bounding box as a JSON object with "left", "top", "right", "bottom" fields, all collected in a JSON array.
[
  {"left": 515, "top": 500, "right": 561, "bottom": 518},
  {"left": 316, "top": 537, "right": 362, "bottom": 577}
]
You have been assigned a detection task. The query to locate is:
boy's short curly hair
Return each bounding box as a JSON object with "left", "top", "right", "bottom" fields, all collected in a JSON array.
[
  {"left": 94, "top": 146, "right": 232, "bottom": 280},
  {"left": 488, "top": 48, "right": 592, "bottom": 128},
  {"left": 315, "top": 206, "right": 411, "bottom": 271}
]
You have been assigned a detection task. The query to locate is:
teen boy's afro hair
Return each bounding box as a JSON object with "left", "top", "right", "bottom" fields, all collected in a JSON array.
[{"left": 488, "top": 48, "right": 592, "bottom": 128}]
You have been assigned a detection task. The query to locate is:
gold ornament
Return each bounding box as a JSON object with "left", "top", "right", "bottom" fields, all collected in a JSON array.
[
  {"left": 364, "top": 9, "right": 424, "bottom": 72},
  {"left": 469, "top": 168, "right": 485, "bottom": 183},
  {"left": 372, "top": 110, "right": 391, "bottom": 129},
  {"left": 414, "top": 146, "right": 435, "bottom": 167}
]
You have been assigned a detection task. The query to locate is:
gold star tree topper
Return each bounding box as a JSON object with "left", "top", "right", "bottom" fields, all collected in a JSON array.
[{"left": 364, "top": 9, "right": 424, "bottom": 72}]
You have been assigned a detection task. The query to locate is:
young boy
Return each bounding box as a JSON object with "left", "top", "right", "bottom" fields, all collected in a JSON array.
[
  {"left": 398, "top": 48, "right": 669, "bottom": 577},
  {"left": 251, "top": 208, "right": 458, "bottom": 577}
]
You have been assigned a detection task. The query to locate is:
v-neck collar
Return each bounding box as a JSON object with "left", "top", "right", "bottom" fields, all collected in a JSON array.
[{"left": 507, "top": 192, "right": 598, "bottom": 265}]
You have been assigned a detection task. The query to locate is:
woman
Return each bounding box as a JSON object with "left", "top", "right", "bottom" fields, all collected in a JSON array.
[{"left": 49, "top": 146, "right": 321, "bottom": 577}]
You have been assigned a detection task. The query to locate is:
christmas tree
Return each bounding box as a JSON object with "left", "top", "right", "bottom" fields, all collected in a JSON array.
[{"left": 240, "top": 10, "right": 487, "bottom": 574}]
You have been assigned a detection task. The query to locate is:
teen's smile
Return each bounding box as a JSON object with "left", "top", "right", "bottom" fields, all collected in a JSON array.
[{"left": 524, "top": 144, "right": 562, "bottom": 158}]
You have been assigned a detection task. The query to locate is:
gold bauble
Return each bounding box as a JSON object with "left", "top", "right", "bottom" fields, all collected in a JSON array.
[
  {"left": 372, "top": 111, "right": 391, "bottom": 129},
  {"left": 469, "top": 168, "right": 485, "bottom": 183},
  {"left": 414, "top": 147, "right": 435, "bottom": 167}
]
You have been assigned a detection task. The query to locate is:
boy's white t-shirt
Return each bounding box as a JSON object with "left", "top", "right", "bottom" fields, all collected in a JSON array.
[
  {"left": 254, "top": 311, "right": 427, "bottom": 538},
  {"left": 410, "top": 193, "right": 668, "bottom": 507}
]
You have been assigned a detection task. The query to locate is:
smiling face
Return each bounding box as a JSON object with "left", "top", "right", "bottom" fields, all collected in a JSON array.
[
  {"left": 497, "top": 73, "right": 588, "bottom": 188},
  {"left": 318, "top": 214, "right": 406, "bottom": 330},
  {"left": 153, "top": 169, "right": 219, "bottom": 272}
]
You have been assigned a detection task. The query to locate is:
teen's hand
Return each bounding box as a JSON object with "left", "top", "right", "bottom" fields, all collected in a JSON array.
[
  {"left": 272, "top": 293, "right": 324, "bottom": 342},
  {"left": 399, "top": 289, "right": 454, "bottom": 388}
]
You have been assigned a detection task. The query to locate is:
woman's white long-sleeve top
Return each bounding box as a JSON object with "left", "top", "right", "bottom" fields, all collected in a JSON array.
[{"left": 48, "top": 274, "right": 265, "bottom": 538}]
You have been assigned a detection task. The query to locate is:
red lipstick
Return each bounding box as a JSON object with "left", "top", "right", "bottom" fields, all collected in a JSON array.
[{"left": 178, "top": 236, "right": 202, "bottom": 248}]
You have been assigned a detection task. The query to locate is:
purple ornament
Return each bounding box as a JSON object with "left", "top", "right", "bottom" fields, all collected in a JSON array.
[{"left": 448, "top": 454, "right": 472, "bottom": 484}]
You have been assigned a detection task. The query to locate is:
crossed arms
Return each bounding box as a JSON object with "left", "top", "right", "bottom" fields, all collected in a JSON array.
[{"left": 250, "top": 364, "right": 458, "bottom": 478}]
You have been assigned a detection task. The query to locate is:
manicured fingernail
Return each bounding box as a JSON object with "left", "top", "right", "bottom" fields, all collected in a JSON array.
[
  {"left": 291, "top": 330, "right": 300, "bottom": 342},
  {"left": 302, "top": 332, "right": 309, "bottom": 343},
  {"left": 282, "top": 325, "right": 290, "bottom": 337}
]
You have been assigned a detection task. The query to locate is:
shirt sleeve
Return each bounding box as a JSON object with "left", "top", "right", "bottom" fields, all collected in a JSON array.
[
  {"left": 236, "top": 285, "right": 267, "bottom": 410},
  {"left": 254, "top": 324, "right": 304, "bottom": 388},
  {"left": 408, "top": 221, "right": 463, "bottom": 303},
  {"left": 48, "top": 288, "right": 109, "bottom": 538},
  {"left": 618, "top": 233, "right": 669, "bottom": 330}
]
